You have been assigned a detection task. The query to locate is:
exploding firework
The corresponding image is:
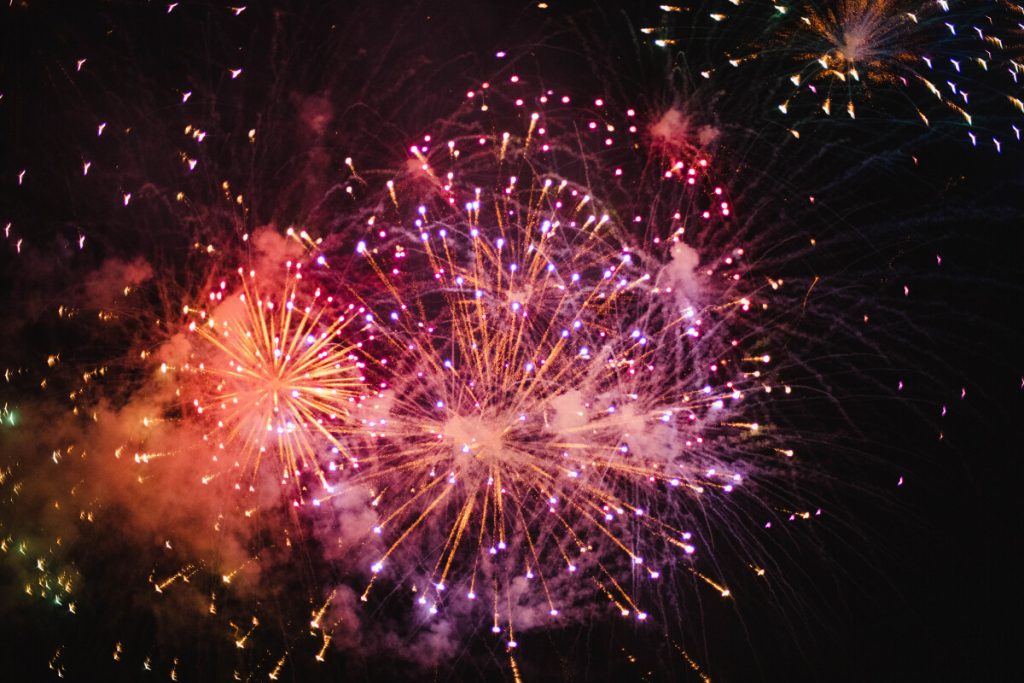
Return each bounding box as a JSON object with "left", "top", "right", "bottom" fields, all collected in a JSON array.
[
  {"left": 733, "top": 1, "right": 1024, "bottom": 141},
  {"left": 304, "top": 88, "right": 790, "bottom": 657},
  {"left": 177, "top": 263, "right": 368, "bottom": 489}
]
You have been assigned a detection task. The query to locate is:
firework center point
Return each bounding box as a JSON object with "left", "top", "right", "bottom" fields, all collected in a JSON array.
[{"left": 443, "top": 414, "right": 511, "bottom": 470}]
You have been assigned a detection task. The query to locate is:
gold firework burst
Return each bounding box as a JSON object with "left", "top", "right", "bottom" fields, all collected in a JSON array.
[{"left": 185, "top": 266, "right": 366, "bottom": 488}]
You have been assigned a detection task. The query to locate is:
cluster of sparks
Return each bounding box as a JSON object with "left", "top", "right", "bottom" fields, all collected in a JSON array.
[{"left": 0, "top": 51, "right": 813, "bottom": 677}]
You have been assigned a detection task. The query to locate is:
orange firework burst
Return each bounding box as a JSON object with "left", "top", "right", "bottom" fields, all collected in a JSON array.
[{"left": 182, "top": 264, "right": 367, "bottom": 489}]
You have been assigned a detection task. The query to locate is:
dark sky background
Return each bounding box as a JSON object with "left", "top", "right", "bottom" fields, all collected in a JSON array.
[{"left": 1, "top": 1, "right": 1021, "bottom": 681}]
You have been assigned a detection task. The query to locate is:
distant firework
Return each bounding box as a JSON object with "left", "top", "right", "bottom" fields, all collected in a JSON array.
[
  {"left": 646, "top": 1, "right": 1024, "bottom": 148},
  {"left": 283, "top": 84, "right": 808, "bottom": 668}
]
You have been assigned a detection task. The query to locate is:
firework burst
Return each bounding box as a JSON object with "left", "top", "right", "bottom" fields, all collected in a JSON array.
[
  {"left": 178, "top": 264, "right": 367, "bottom": 490},
  {"left": 313, "top": 97, "right": 784, "bottom": 651},
  {"left": 646, "top": 1, "right": 1024, "bottom": 148},
  {"left": 736, "top": 1, "right": 1024, "bottom": 138}
]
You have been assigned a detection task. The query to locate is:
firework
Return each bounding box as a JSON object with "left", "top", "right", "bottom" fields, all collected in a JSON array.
[
  {"left": 738, "top": 1, "right": 1024, "bottom": 137},
  {"left": 316, "top": 96, "right": 781, "bottom": 649},
  {"left": 645, "top": 1, "right": 1024, "bottom": 148},
  {"left": 179, "top": 263, "right": 367, "bottom": 490}
]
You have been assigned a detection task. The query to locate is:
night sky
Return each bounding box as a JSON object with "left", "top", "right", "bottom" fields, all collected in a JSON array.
[{"left": 0, "top": 2, "right": 1020, "bottom": 682}]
